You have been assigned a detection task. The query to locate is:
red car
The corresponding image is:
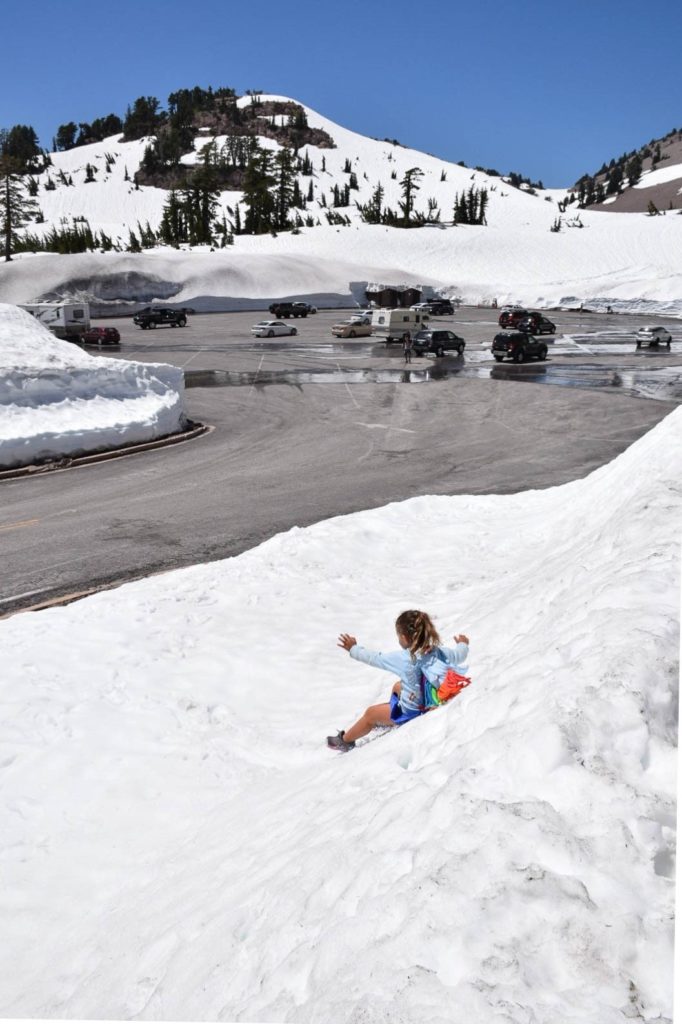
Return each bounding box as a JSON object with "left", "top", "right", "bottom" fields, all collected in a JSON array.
[
  {"left": 498, "top": 308, "right": 529, "bottom": 328},
  {"left": 83, "top": 326, "right": 121, "bottom": 346}
]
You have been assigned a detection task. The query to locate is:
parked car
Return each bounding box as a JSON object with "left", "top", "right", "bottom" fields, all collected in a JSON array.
[
  {"left": 517, "top": 314, "right": 556, "bottom": 335},
  {"left": 296, "top": 302, "right": 317, "bottom": 314},
  {"left": 349, "top": 312, "right": 372, "bottom": 324},
  {"left": 410, "top": 303, "right": 432, "bottom": 313},
  {"left": 251, "top": 320, "right": 298, "bottom": 337},
  {"left": 425, "top": 299, "right": 455, "bottom": 316},
  {"left": 133, "top": 307, "right": 187, "bottom": 329},
  {"left": 413, "top": 329, "right": 466, "bottom": 357},
  {"left": 331, "top": 321, "right": 372, "bottom": 338},
  {"left": 82, "top": 326, "right": 121, "bottom": 346},
  {"left": 635, "top": 325, "right": 672, "bottom": 349},
  {"left": 498, "top": 308, "right": 530, "bottom": 328},
  {"left": 268, "top": 301, "right": 309, "bottom": 318},
  {"left": 492, "top": 331, "right": 547, "bottom": 362}
]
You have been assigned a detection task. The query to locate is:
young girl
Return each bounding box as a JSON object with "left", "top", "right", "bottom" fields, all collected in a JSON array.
[{"left": 327, "top": 609, "right": 469, "bottom": 751}]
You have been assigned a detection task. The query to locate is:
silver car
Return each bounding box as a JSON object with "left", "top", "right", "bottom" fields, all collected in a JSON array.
[
  {"left": 635, "top": 326, "right": 672, "bottom": 349},
  {"left": 251, "top": 320, "right": 297, "bottom": 338}
]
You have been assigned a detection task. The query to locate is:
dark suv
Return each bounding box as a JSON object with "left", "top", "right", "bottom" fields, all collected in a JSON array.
[
  {"left": 517, "top": 314, "right": 556, "bottom": 335},
  {"left": 133, "top": 307, "right": 187, "bottom": 329},
  {"left": 413, "top": 329, "right": 466, "bottom": 357},
  {"left": 425, "top": 299, "right": 454, "bottom": 316},
  {"left": 268, "top": 301, "right": 310, "bottom": 318},
  {"left": 492, "top": 331, "right": 547, "bottom": 362},
  {"left": 498, "top": 308, "right": 529, "bottom": 328}
]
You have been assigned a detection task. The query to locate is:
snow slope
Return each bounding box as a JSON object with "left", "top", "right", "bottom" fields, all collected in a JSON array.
[
  {"left": 0, "top": 95, "right": 680, "bottom": 314},
  {"left": 0, "top": 303, "right": 186, "bottom": 468},
  {"left": 0, "top": 407, "right": 678, "bottom": 1023}
]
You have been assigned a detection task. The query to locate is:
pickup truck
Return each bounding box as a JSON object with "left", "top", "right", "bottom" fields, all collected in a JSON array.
[
  {"left": 268, "top": 301, "right": 312, "bottom": 318},
  {"left": 133, "top": 307, "right": 187, "bottom": 329}
]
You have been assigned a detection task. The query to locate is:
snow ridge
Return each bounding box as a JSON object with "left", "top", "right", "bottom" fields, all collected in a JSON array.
[{"left": 0, "top": 303, "right": 185, "bottom": 467}]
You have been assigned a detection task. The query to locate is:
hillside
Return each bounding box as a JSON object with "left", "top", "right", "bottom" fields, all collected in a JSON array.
[
  {"left": 574, "top": 126, "right": 682, "bottom": 214},
  {"left": 1, "top": 94, "right": 681, "bottom": 315}
]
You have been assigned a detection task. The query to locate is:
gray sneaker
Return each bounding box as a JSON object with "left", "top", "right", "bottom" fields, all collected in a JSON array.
[{"left": 327, "top": 730, "right": 355, "bottom": 752}]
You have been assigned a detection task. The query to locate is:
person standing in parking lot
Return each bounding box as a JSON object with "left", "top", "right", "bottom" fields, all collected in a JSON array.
[{"left": 402, "top": 331, "right": 413, "bottom": 364}]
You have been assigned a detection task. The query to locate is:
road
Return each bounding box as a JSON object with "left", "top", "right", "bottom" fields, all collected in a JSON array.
[{"left": 1, "top": 307, "right": 680, "bottom": 615}]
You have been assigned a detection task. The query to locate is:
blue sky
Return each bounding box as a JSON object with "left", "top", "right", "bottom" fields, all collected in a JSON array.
[{"left": 2, "top": 0, "right": 681, "bottom": 186}]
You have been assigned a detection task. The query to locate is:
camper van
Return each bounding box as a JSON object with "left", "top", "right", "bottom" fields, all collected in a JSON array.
[
  {"left": 19, "top": 302, "right": 90, "bottom": 341},
  {"left": 371, "top": 307, "right": 431, "bottom": 343}
]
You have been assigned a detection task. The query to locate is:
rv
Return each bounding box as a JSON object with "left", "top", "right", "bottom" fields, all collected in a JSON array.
[
  {"left": 19, "top": 302, "right": 90, "bottom": 341},
  {"left": 371, "top": 307, "right": 430, "bottom": 343}
]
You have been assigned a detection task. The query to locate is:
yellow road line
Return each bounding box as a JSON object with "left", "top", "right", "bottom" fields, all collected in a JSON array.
[{"left": 0, "top": 518, "right": 40, "bottom": 532}]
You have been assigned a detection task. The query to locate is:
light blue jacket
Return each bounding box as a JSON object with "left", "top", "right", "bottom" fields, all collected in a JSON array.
[{"left": 350, "top": 642, "right": 469, "bottom": 712}]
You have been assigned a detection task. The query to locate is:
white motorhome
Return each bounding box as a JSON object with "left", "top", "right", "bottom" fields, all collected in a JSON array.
[
  {"left": 371, "top": 307, "right": 430, "bottom": 343},
  {"left": 19, "top": 302, "right": 90, "bottom": 341}
]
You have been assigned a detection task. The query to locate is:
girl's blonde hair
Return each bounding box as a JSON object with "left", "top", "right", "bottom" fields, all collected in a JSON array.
[{"left": 395, "top": 610, "right": 441, "bottom": 660}]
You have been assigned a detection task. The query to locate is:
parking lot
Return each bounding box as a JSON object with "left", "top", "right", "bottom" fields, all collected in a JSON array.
[
  {"left": 103, "top": 305, "right": 682, "bottom": 378},
  {"left": 2, "top": 305, "right": 680, "bottom": 615}
]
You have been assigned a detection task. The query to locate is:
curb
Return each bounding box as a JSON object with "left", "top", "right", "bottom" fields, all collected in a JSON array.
[{"left": 0, "top": 421, "right": 211, "bottom": 481}]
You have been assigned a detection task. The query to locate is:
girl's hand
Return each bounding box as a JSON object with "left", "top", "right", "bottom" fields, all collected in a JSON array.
[
  {"left": 338, "top": 633, "right": 358, "bottom": 651},
  {"left": 454, "top": 634, "right": 469, "bottom": 645}
]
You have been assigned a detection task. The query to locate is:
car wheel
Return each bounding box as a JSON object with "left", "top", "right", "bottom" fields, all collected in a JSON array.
[
  {"left": 290, "top": 328, "right": 297, "bottom": 336},
  {"left": 267, "top": 330, "right": 275, "bottom": 337},
  {"left": 457, "top": 343, "right": 464, "bottom": 355},
  {"left": 539, "top": 347, "right": 547, "bottom": 361},
  {"left": 149, "top": 321, "right": 156, "bottom": 328},
  {"left": 636, "top": 340, "right": 641, "bottom": 349},
  {"left": 666, "top": 340, "right": 671, "bottom": 350},
  {"left": 178, "top": 318, "right": 186, "bottom": 327},
  {"left": 493, "top": 355, "right": 504, "bottom": 362},
  {"left": 550, "top": 326, "right": 556, "bottom": 334},
  {"left": 349, "top": 329, "right": 356, "bottom": 338},
  {"left": 513, "top": 349, "right": 525, "bottom": 363},
  {"left": 436, "top": 345, "right": 445, "bottom": 357}
]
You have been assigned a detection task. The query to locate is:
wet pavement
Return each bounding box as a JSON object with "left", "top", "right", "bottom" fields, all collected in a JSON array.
[{"left": 185, "top": 359, "right": 682, "bottom": 403}]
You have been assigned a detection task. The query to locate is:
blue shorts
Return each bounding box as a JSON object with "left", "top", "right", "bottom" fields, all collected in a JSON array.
[{"left": 389, "top": 692, "right": 423, "bottom": 726}]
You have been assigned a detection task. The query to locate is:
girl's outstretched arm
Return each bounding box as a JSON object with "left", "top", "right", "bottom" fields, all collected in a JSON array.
[{"left": 338, "top": 633, "right": 358, "bottom": 651}]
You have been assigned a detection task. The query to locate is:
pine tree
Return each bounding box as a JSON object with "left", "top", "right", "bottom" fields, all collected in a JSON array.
[
  {"left": 399, "top": 167, "right": 423, "bottom": 225},
  {"left": 159, "top": 190, "right": 184, "bottom": 245},
  {"left": 0, "top": 160, "right": 39, "bottom": 261},
  {"left": 273, "top": 147, "right": 295, "bottom": 230},
  {"left": 626, "top": 154, "right": 642, "bottom": 187},
  {"left": 242, "top": 149, "right": 276, "bottom": 234}
]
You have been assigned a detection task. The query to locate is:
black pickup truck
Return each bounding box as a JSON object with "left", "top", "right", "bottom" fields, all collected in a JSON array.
[
  {"left": 268, "top": 301, "right": 313, "bottom": 318},
  {"left": 133, "top": 307, "right": 187, "bottom": 329}
]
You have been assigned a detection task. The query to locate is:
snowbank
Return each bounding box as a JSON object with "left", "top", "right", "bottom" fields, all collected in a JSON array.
[
  {"left": 0, "top": 407, "right": 678, "bottom": 1022},
  {"left": 0, "top": 303, "right": 186, "bottom": 468}
]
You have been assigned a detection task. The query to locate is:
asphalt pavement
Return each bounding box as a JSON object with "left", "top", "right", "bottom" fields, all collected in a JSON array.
[{"left": 1, "top": 306, "right": 680, "bottom": 615}]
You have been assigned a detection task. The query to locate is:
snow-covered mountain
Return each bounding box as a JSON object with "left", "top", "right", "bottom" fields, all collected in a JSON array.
[{"left": 1, "top": 94, "right": 681, "bottom": 314}]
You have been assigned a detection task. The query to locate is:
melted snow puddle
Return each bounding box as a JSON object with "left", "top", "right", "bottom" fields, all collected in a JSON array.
[{"left": 185, "top": 363, "right": 682, "bottom": 402}]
